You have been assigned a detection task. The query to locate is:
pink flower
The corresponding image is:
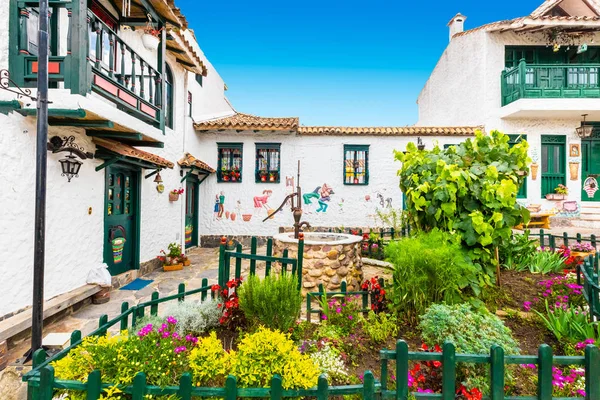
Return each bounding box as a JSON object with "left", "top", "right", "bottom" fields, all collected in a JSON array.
[
  {"left": 348, "top": 315, "right": 353, "bottom": 320},
  {"left": 166, "top": 316, "right": 177, "bottom": 324},
  {"left": 321, "top": 315, "right": 328, "bottom": 320}
]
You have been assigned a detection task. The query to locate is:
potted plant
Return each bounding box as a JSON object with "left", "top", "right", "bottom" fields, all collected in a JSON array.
[
  {"left": 179, "top": 253, "right": 191, "bottom": 267},
  {"left": 546, "top": 184, "right": 568, "bottom": 200},
  {"left": 259, "top": 171, "right": 268, "bottom": 182},
  {"left": 141, "top": 20, "right": 162, "bottom": 51},
  {"left": 221, "top": 168, "right": 231, "bottom": 182},
  {"left": 158, "top": 243, "right": 184, "bottom": 271},
  {"left": 269, "top": 171, "right": 277, "bottom": 182},
  {"left": 570, "top": 242, "right": 596, "bottom": 260},
  {"left": 230, "top": 167, "right": 241, "bottom": 182},
  {"left": 169, "top": 188, "right": 184, "bottom": 202}
]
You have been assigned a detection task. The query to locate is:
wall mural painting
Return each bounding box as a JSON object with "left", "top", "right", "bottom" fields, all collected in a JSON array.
[
  {"left": 377, "top": 192, "right": 393, "bottom": 208},
  {"left": 584, "top": 176, "right": 599, "bottom": 199},
  {"left": 303, "top": 184, "right": 334, "bottom": 213},
  {"left": 253, "top": 190, "right": 276, "bottom": 219},
  {"left": 214, "top": 191, "right": 226, "bottom": 220}
]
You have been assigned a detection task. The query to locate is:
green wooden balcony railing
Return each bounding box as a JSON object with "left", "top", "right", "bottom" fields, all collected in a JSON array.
[
  {"left": 8, "top": 0, "right": 165, "bottom": 128},
  {"left": 501, "top": 59, "right": 600, "bottom": 106}
]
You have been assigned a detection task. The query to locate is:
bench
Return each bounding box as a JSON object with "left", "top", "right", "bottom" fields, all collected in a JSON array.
[{"left": 515, "top": 213, "right": 553, "bottom": 230}]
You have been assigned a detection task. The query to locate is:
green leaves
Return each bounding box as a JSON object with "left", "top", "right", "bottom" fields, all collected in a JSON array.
[{"left": 397, "top": 130, "right": 529, "bottom": 274}]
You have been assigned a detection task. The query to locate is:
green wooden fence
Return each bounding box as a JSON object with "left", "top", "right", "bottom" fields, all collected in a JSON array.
[
  {"left": 381, "top": 340, "right": 600, "bottom": 400},
  {"left": 218, "top": 236, "right": 304, "bottom": 289},
  {"left": 578, "top": 255, "right": 600, "bottom": 320},
  {"left": 306, "top": 279, "right": 384, "bottom": 322},
  {"left": 535, "top": 229, "right": 598, "bottom": 252}
]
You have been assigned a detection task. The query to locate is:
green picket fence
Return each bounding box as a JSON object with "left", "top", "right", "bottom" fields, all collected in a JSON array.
[
  {"left": 218, "top": 236, "right": 304, "bottom": 289},
  {"left": 380, "top": 340, "right": 600, "bottom": 400},
  {"left": 535, "top": 229, "right": 598, "bottom": 252},
  {"left": 306, "top": 279, "right": 384, "bottom": 322},
  {"left": 578, "top": 255, "right": 600, "bottom": 320},
  {"left": 327, "top": 226, "right": 412, "bottom": 241}
]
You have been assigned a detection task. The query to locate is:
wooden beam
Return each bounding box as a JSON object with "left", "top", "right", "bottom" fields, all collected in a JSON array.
[
  {"left": 137, "top": 0, "right": 164, "bottom": 25},
  {"left": 180, "top": 169, "right": 194, "bottom": 183},
  {"left": 50, "top": 120, "right": 115, "bottom": 128},
  {"left": 18, "top": 108, "right": 87, "bottom": 118},
  {"left": 166, "top": 45, "right": 185, "bottom": 54},
  {"left": 145, "top": 169, "right": 159, "bottom": 179},
  {"left": 86, "top": 131, "right": 143, "bottom": 140},
  {"left": 95, "top": 156, "right": 124, "bottom": 171}
]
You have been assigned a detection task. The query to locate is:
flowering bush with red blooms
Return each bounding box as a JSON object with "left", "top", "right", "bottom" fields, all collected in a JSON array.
[
  {"left": 211, "top": 277, "right": 246, "bottom": 330},
  {"left": 557, "top": 245, "right": 582, "bottom": 270},
  {"left": 361, "top": 277, "right": 388, "bottom": 313}
]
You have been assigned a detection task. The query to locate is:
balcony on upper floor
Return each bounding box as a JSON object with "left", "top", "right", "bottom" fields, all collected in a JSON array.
[
  {"left": 500, "top": 59, "right": 600, "bottom": 119},
  {"left": 7, "top": 0, "right": 207, "bottom": 133}
]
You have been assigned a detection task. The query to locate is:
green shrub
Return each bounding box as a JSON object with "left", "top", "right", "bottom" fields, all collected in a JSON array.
[
  {"left": 238, "top": 273, "right": 302, "bottom": 332},
  {"left": 317, "top": 293, "right": 362, "bottom": 334},
  {"left": 361, "top": 311, "right": 398, "bottom": 344},
  {"left": 164, "top": 299, "right": 222, "bottom": 335},
  {"left": 419, "top": 303, "right": 520, "bottom": 392},
  {"left": 419, "top": 303, "right": 520, "bottom": 355},
  {"left": 521, "top": 249, "right": 566, "bottom": 274},
  {"left": 231, "top": 327, "right": 320, "bottom": 389},
  {"left": 385, "top": 229, "right": 480, "bottom": 323},
  {"left": 499, "top": 231, "right": 538, "bottom": 270}
]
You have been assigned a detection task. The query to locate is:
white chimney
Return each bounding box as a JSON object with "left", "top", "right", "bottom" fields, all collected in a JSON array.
[{"left": 448, "top": 13, "right": 467, "bottom": 41}]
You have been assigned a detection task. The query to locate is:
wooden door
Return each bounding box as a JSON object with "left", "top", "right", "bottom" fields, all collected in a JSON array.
[
  {"left": 185, "top": 175, "right": 199, "bottom": 248},
  {"left": 104, "top": 166, "right": 138, "bottom": 275}
]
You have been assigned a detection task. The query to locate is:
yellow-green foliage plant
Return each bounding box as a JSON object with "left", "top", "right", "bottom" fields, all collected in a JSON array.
[
  {"left": 238, "top": 273, "right": 303, "bottom": 332},
  {"left": 230, "top": 327, "right": 320, "bottom": 389},
  {"left": 188, "top": 332, "right": 231, "bottom": 387}
]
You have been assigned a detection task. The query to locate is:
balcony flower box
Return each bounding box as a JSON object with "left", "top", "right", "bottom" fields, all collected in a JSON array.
[{"left": 545, "top": 193, "right": 567, "bottom": 200}]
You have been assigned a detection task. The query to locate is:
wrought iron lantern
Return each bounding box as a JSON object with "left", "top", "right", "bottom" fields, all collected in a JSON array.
[
  {"left": 47, "top": 136, "right": 93, "bottom": 182},
  {"left": 576, "top": 114, "right": 593, "bottom": 138}
]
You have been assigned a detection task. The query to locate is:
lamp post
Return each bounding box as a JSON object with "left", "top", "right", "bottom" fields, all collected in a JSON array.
[{"left": 31, "top": 0, "right": 50, "bottom": 353}]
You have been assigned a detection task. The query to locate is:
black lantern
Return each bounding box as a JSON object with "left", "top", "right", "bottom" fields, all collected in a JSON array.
[
  {"left": 417, "top": 137, "right": 425, "bottom": 151},
  {"left": 576, "top": 114, "right": 593, "bottom": 138},
  {"left": 47, "top": 136, "right": 93, "bottom": 182},
  {"left": 59, "top": 153, "right": 83, "bottom": 182}
]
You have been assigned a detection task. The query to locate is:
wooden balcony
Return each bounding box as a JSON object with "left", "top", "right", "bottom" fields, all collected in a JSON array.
[
  {"left": 8, "top": 0, "right": 170, "bottom": 130},
  {"left": 502, "top": 60, "right": 600, "bottom": 106}
]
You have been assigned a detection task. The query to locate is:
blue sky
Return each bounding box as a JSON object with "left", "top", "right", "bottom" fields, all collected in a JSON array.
[{"left": 180, "top": 0, "right": 542, "bottom": 126}]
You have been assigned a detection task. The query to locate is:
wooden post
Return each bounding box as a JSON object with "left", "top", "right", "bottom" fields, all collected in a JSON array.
[
  {"left": 442, "top": 342, "right": 456, "bottom": 400},
  {"left": 270, "top": 375, "right": 283, "bottom": 400},
  {"left": 148, "top": 67, "right": 154, "bottom": 103},
  {"left": 201, "top": 278, "right": 208, "bottom": 301},
  {"left": 86, "top": 370, "right": 102, "bottom": 400},
  {"left": 265, "top": 238, "right": 273, "bottom": 275},
  {"left": 218, "top": 236, "right": 226, "bottom": 287},
  {"left": 150, "top": 291, "right": 159, "bottom": 314},
  {"left": 281, "top": 249, "right": 289, "bottom": 273},
  {"left": 94, "top": 21, "right": 101, "bottom": 69},
  {"left": 235, "top": 243, "right": 242, "bottom": 279},
  {"left": 250, "top": 237, "right": 257, "bottom": 275},
  {"left": 518, "top": 58, "right": 526, "bottom": 100},
  {"left": 130, "top": 49, "right": 136, "bottom": 94},
  {"left": 317, "top": 374, "right": 329, "bottom": 400},
  {"left": 585, "top": 344, "right": 600, "bottom": 400},
  {"left": 490, "top": 345, "right": 505, "bottom": 400},
  {"left": 98, "top": 314, "right": 108, "bottom": 336},
  {"left": 178, "top": 373, "right": 193, "bottom": 400},
  {"left": 362, "top": 371, "right": 375, "bottom": 400},
  {"left": 119, "top": 42, "right": 126, "bottom": 86},
  {"left": 108, "top": 33, "right": 114, "bottom": 79},
  {"left": 132, "top": 372, "right": 147, "bottom": 400},
  {"left": 139, "top": 60, "right": 145, "bottom": 99},
  {"left": 537, "top": 344, "right": 552, "bottom": 400},
  {"left": 396, "top": 340, "right": 409, "bottom": 400},
  {"left": 70, "top": 330, "right": 81, "bottom": 347},
  {"left": 39, "top": 366, "right": 55, "bottom": 400},
  {"left": 120, "top": 302, "right": 129, "bottom": 330},
  {"left": 225, "top": 375, "right": 237, "bottom": 400},
  {"left": 178, "top": 283, "right": 185, "bottom": 302}
]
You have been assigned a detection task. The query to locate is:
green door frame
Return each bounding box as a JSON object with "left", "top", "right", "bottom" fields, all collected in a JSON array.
[
  {"left": 581, "top": 132, "right": 600, "bottom": 202},
  {"left": 185, "top": 174, "right": 199, "bottom": 248},
  {"left": 103, "top": 163, "right": 141, "bottom": 274}
]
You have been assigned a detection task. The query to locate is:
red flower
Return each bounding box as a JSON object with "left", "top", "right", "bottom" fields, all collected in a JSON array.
[
  {"left": 433, "top": 361, "right": 441, "bottom": 368},
  {"left": 211, "top": 284, "right": 221, "bottom": 292}
]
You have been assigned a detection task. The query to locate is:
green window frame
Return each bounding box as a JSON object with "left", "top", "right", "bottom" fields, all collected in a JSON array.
[
  {"left": 195, "top": 74, "right": 203, "bottom": 87},
  {"left": 508, "top": 134, "right": 528, "bottom": 199},
  {"left": 255, "top": 143, "right": 281, "bottom": 183},
  {"left": 344, "top": 145, "right": 369, "bottom": 185},
  {"left": 541, "top": 135, "right": 566, "bottom": 197},
  {"left": 217, "top": 143, "right": 243, "bottom": 183}
]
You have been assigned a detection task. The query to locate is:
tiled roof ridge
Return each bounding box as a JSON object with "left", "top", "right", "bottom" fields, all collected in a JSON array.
[
  {"left": 178, "top": 152, "right": 215, "bottom": 173},
  {"left": 194, "top": 112, "right": 299, "bottom": 131},
  {"left": 297, "top": 126, "right": 483, "bottom": 136}
]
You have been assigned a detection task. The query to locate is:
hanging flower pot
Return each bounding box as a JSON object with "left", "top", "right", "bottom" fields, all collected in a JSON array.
[
  {"left": 531, "top": 162, "right": 539, "bottom": 180},
  {"left": 169, "top": 192, "right": 179, "bottom": 201},
  {"left": 141, "top": 33, "right": 160, "bottom": 51},
  {"left": 569, "top": 162, "right": 579, "bottom": 181}
]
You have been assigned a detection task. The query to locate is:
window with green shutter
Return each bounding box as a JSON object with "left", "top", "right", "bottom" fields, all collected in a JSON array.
[
  {"left": 255, "top": 143, "right": 281, "bottom": 183},
  {"left": 508, "top": 134, "right": 528, "bottom": 199},
  {"left": 217, "top": 143, "right": 243, "bottom": 183},
  {"left": 344, "top": 145, "right": 369, "bottom": 185},
  {"left": 541, "top": 135, "right": 566, "bottom": 197}
]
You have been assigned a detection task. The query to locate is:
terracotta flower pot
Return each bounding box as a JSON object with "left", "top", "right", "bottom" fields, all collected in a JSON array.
[
  {"left": 169, "top": 192, "right": 179, "bottom": 202},
  {"left": 242, "top": 214, "right": 252, "bottom": 222},
  {"left": 531, "top": 163, "right": 539, "bottom": 180},
  {"left": 163, "top": 263, "right": 183, "bottom": 272},
  {"left": 230, "top": 212, "right": 237, "bottom": 221}
]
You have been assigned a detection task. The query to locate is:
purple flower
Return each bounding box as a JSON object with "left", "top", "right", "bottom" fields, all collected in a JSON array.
[
  {"left": 166, "top": 316, "right": 177, "bottom": 325},
  {"left": 523, "top": 301, "right": 532, "bottom": 312},
  {"left": 161, "top": 331, "right": 170, "bottom": 338},
  {"left": 321, "top": 315, "right": 328, "bottom": 320},
  {"left": 348, "top": 315, "right": 353, "bottom": 320},
  {"left": 336, "top": 308, "right": 342, "bottom": 314},
  {"left": 174, "top": 346, "right": 187, "bottom": 354}
]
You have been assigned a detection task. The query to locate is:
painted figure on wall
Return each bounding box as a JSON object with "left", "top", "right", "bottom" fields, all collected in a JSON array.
[
  {"left": 254, "top": 190, "right": 273, "bottom": 211},
  {"left": 304, "top": 184, "right": 334, "bottom": 212},
  {"left": 213, "top": 194, "right": 220, "bottom": 219},
  {"left": 377, "top": 192, "right": 393, "bottom": 208},
  {"left": 217, "top": 191, "right": 225, "bottom": 219}
]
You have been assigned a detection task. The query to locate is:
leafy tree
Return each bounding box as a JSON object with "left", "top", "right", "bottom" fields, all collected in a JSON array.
[{"left": 394, "top": 130, "right": 530, "bottom": 278}]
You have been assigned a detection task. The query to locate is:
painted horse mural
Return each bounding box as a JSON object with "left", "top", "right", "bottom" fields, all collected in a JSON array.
[{"left": 303, "top": 184, "right": 334, "bottom": 212}]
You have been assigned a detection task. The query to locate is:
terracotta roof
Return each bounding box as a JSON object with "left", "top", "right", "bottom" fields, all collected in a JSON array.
[
  {"left": 297, "top": 126, "right": 482, "bottom": 136},
  {"left": 93, "top": 137, "right": 174, "bottom": 168},
  {"left": 453, "top": 0, "right": 600, "bottom": 38},
  {"left": 149, "top": 0, "right": 188, "bottom": 29},
  {"left": 194, "top": 113, "right": 299, "bottom": 131},
  {"left": 167, "top": 30, "right": 208, "bottom": 76},
  {"left": 178, "top": 153, "right": 215, "bottom": 173}
]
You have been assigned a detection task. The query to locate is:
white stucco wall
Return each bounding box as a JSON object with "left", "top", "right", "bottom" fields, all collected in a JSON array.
[
  {"left": 191, "top": 132, "right": 466, "bottom": 237},
  {"left": 0, "top": 3, "right": 234, "bottom": 317}
]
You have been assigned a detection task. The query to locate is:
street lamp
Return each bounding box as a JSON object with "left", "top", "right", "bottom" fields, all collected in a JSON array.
[{"left": 576, "top": 114, "right": 593, "bottom": 138}]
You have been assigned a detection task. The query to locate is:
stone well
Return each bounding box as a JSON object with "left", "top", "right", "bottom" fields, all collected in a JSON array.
[{"left": 272, "top": 232, "right": 363, "bottom": 294}]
